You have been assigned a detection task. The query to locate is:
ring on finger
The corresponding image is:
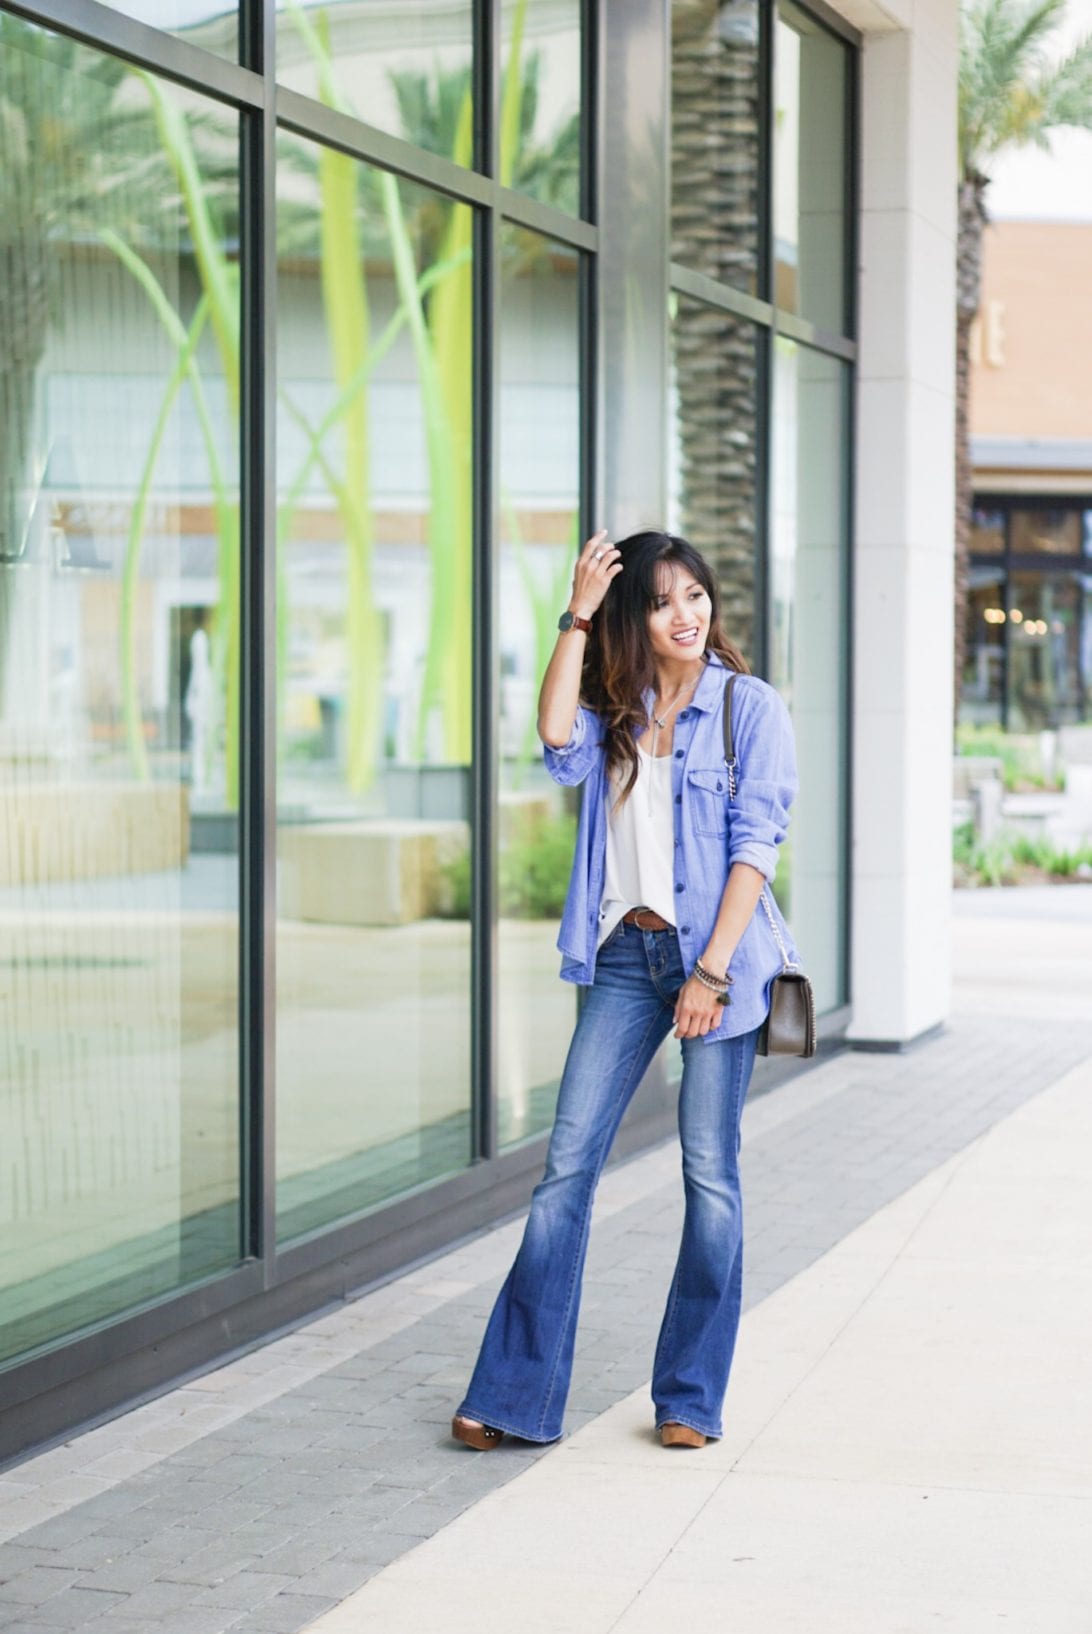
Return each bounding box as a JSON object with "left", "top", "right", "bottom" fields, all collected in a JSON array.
[{"left": 593, "top": 549, "right": 604, "bottom": 560}]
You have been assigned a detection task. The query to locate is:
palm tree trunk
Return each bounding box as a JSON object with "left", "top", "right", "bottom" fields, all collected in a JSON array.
[
  {"left": 670, "top": 0, "right": 760, "bottom": 659},
  {"left": 953, "top": 175, "right": 988, "bottom": 731}
]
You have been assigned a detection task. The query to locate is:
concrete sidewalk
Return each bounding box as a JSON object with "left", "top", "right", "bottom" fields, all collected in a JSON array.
[
  {"left": 310, "top": 1051, "right": 1092, "bottom": 1634},
  {"left": 0, "top": 887, "right": 1089, "bottom": 1634}
]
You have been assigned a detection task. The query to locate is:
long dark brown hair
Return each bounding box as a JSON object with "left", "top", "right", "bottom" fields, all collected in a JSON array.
[{"left": 580, "top": 530, "right": 750, "bottom": 806}]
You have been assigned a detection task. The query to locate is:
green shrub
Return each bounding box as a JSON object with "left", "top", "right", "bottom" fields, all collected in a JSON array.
[
  {"left": 499, "top": 812, "right": 577, "bottom": 917},
  {"left": 439, "top": 811, "right": 577, "bottom": 919},
  {"left": 955, "top": 723, "right": 1061, "bottom": 792},
  {"left": 954, "top": 823, "right": 1092, "bottom": 886},
  {"left": 971, "top": 836, "right": 1016, "bottom": 887},
  {"left": 952, "top": 821, "right": 976, "bottom": 869}
]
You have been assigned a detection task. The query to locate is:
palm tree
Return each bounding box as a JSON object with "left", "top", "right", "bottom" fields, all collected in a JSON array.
[
  {"left": 955, "top": 0, "right": 1092, "bottom": 721},
  {"left": 670, "top": 0, "right": 761, "bottom": 659},
  {"left": 0, "top": 22, "right": 160, "bottom": 680},
  {"left": 0, "top": 16, "right": 220, "bottom": 751}
]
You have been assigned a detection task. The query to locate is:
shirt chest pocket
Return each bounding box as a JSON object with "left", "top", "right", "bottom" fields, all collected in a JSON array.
[{"left": 686, "top": 767, "right": 729, "bottom": 838}]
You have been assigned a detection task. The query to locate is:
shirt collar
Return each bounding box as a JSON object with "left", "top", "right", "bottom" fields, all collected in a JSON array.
[
  {"left": 639, "top": 650, "right": 732, "bottom": 719},
  {"left": 690, "top": 651, "right": 731, "bottom": 713}
]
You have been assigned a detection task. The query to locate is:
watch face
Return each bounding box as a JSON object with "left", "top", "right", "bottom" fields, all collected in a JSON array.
[{"left": 558, "top": 611, "right": 575, "bottom": 631}]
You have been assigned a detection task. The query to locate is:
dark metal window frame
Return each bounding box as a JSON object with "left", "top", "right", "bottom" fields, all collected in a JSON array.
[
  {"left": 0, "top": 0, "right": 859, "bottom": 1462},
  {"left": 668, "top": 0, "right": 859, "bottom": 1008},
  {"left": 0, "top": 0, "right": 608, "bottom": 1458},
  {"left": 967, "top": 491, "right": 1092, "bottom": 730}
]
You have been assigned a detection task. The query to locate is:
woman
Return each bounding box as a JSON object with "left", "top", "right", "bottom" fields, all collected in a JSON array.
[{"left": 452, "top": 528, "right": 800, "bottom": 1451}]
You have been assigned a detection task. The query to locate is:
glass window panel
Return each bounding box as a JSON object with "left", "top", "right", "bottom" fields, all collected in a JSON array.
[
  {"left": 91, "top": 2, "right": 237, "bottom": 60},
  {"left": 275, "top": 137, "right": 474, "bottom": 1238},
  {"left": 769, "top": 340, "right": 848, "bottom": 1012},
  {"left": 961, "top": 568, "right": 1006, "bottom": 727},
  {"left": 276, "top": 1, "right": 474, "bottom": 167},
  {"left": 0, "top": 22, "right": 241, "bottom": 1364},
  {"left": 970, "top": 504, "right": 1005, "bottom": 555},
  {"left": 671, "top": 0, "right": 761, "bottom": 295},
  {"left": 669, "top": 295, "right": 760, "bottom": 660},
  {"left": 773, "top": 3, "right": 849, "bottom": 334},
  {"left": 664, "top": 292, "right": 761, "bottom": 1089},
  {"left": 500, "top": 1, "right": 582, "bottom": 217},
  {"left": 1006, "top": 573, "right": 1084, "bottom": 729},
  {"left": 1009, "top": 508, "right": 1081, "bottom": 556},
  {"left": 497, "top": 226, "right": 581, "bottom": 1150}
]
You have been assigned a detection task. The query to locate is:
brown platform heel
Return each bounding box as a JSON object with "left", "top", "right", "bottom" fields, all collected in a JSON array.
[
  {"left": 451, "top": 1415, "right": 506, "bottom": 1451},
  {"left": 658, "top": 1422, "right": 707, "bottom": 1449}
]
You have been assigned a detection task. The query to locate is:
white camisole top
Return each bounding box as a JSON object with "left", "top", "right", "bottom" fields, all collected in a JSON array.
[{"left": 597, "top": 742, "right": 677, "bottom": 948}]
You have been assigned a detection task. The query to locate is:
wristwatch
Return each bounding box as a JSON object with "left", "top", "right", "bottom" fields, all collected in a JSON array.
[{"left": 557, "top": 610, "right": 593, "bottom": 634}]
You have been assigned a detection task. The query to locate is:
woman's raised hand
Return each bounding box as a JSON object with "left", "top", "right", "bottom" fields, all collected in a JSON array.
[{"left": 569, "top": 529, "right": 623, "bottom": 619}]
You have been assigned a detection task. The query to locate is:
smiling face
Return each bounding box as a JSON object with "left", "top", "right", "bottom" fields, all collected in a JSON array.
[{"left": 647, "top": 562, "right": 712, "bottom": 670}]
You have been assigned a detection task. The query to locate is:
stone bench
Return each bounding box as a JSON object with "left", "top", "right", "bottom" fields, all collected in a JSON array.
[
  {"left": 278, "top": 819, "right": 469, "bottom": 927},
  {"left": 952, "top": 756, "right": 1003, "bottom": 799},
  {"left": 0, "top": 781, "right": 189, "bottom": 886},
  {"left": 1058, "top": 725, "right": 1092, "bottom": 769}
]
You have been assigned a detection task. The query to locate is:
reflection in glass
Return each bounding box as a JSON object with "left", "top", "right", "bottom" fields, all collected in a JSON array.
[
  {"left": 94, "top": 0, "right": 237, "bottom": 59},
  {"left": 669, "top": 295, "right": 760, "bottom": 658},
  {"left": 500, "top": 0, "right": 582, "bottom": 216},
  {"left": 1006, "top": 573, "right": 1084, "bottom": 729},
  {"left": 275, "top": 133, "right": 474, "bottom": 1238},
  {"left": 773, "top": 3, "right": 848, "bottom": 333},
  {"left": 962, "top": 569, "right": 1006, "bottom": 726},
  {"left": 497, "top": 227, "right": 581, "bottom": 1148},
  {"left": 970, "top": 505, "right": 1005, "bottom": 555},
  {"left": 0, "top": 22, "right": 241, "bottom": 1363},
  {"left": 1009, "top": 508, "right": 1081, "bottom": 556},
  {"left": 671, "top": 0, "right": 761, "bottom": 294},
  {"left": 769, "top": 340, "right": 848, "bottom": 1011},
  {"left": 276, "top": 0, "right": 474, "bottom": 166}
]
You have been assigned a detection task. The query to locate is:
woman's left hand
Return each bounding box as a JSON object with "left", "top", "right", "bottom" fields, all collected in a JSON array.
[{"left": 672, "top": 974, "right": 725, "bottom": 1040}]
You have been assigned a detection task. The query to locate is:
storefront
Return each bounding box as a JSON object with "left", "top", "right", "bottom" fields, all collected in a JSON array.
[
  {"left": 964, "top": 221, "right": 1092, "bottom": 732},
  {"left": 964, "top": 496, "right": 1092, "bottom": 730},
  {"left": 0, "top": 0, "right": 860, "bottom": 1457}
]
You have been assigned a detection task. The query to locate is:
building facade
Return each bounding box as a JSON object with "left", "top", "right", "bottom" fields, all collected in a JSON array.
[
  {"left": 0, "top": 0, "right": 957, "bottom": 1459},
  {"left": 966, "top": 219, "right": 1092, "bottom": 731}
]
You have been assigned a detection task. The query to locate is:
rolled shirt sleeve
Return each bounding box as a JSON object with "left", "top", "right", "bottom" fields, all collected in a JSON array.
[
  {"left": 543, "top": 705, "right": 603, "bottom": 788},
  {"left": 727, "top": 680, "right": 798, "bottom": 882}
]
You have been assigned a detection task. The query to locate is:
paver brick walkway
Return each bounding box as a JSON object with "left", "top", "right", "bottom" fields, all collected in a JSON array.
[{"left": 1, "top": 893, "right": 1089, "bottom": 1634}]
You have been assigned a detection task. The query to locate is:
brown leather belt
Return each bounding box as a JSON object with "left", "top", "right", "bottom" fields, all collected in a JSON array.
[{"left": 622, "top": 907, "right": 673, "bottom": 931}]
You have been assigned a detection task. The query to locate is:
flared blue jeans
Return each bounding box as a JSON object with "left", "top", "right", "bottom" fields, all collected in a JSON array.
[{"left": 457, "top": 919, "right": 759, "bottom": 1442}]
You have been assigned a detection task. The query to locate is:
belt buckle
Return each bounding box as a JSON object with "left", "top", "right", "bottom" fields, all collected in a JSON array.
[{"left": 633, "top": 906, "right": 657, "bottom": 931}]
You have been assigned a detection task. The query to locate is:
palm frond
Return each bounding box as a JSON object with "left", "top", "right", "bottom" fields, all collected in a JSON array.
[
  {"left": 960, "top": 0, "right": 1060, "bottom": 168},
  {"left": 960, "top": 0, "right": 1092, "bottom": 174},
  {"left": 1036, "top": 36, "right": 1092, "bottom": 126}
]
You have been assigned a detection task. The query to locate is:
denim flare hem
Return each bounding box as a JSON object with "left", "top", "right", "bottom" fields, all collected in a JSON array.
[
  {"left": 454, "top": 1403, "right": 563, "bottom": 1445},
  {"left": 456, "top": 923, "right": 760, "bottom": 1446},
  {"left": 653, "top": 1413, "right": 723, "bottom": 1439}
]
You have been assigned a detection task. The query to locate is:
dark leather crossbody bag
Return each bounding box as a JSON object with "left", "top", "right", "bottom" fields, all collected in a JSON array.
[{"left": 722, "top": 674, "right": 817, "bottom": 1059}]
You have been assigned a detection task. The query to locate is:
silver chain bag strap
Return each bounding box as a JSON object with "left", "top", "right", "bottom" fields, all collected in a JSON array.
[{"left": 722, "top": 674, "right": 816, "bottom": 1058}]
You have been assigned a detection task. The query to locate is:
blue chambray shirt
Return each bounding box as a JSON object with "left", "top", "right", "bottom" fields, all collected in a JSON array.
[{"left": 544, "top": 651, "right": 801, "bottom": 1043}]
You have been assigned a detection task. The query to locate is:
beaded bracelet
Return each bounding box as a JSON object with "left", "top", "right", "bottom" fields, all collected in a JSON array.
[{"left": 694, "top": 957, "right": 732, "bottom": 991}]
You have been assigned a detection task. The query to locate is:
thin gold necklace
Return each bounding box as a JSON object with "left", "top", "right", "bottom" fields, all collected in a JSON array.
[
  {"left": 647, "top": 673, "right": 699, "bottom": 732},
  {"left": 647, "top": 675, "right": 698, "bottom": 813}
]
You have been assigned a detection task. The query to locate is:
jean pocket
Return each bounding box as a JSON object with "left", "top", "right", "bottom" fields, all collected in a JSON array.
[{"left": 686, "top": 767, "right": 729, "bottom": 837}]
